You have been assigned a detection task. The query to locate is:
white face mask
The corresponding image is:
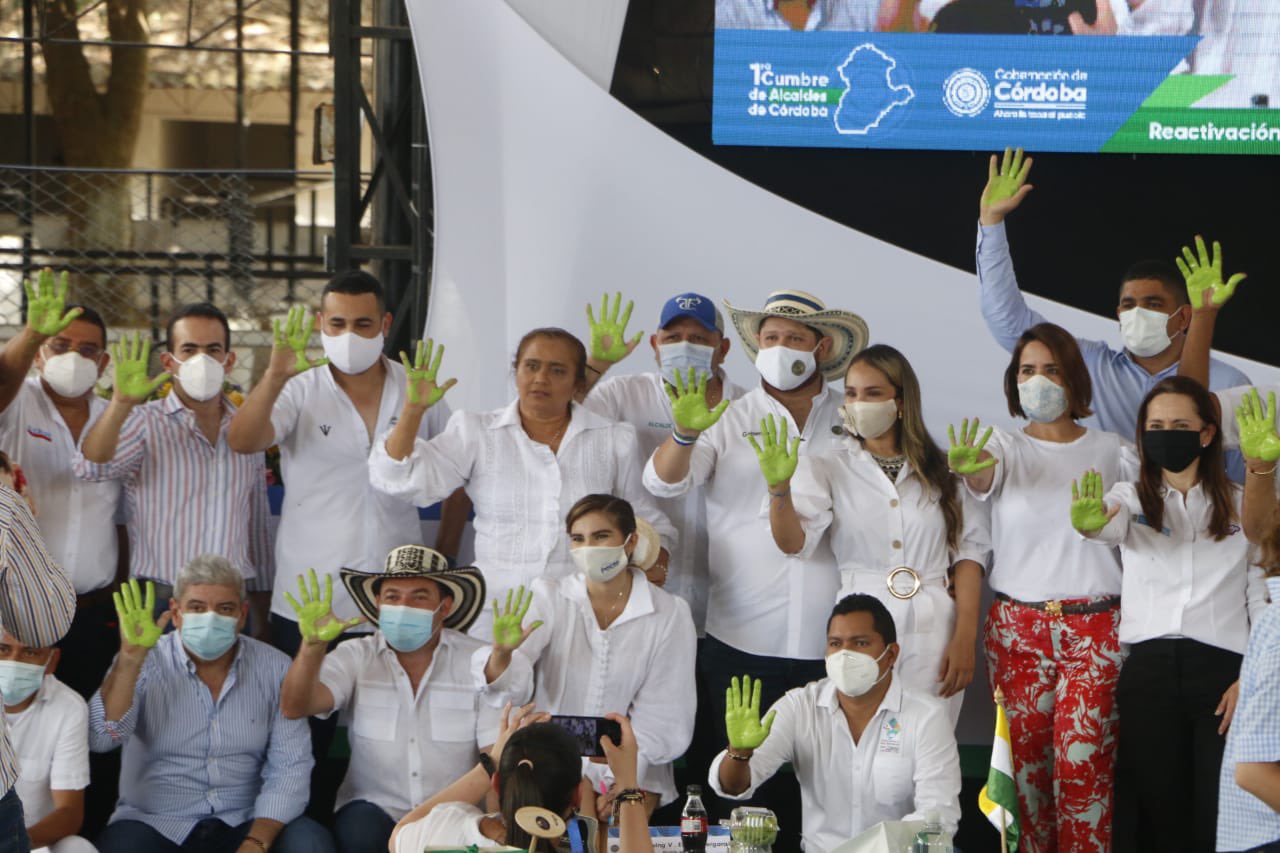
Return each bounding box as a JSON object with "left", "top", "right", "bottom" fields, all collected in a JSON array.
[
  {"left": 173, "top": 353, "right": 225, "bottom": 402},
  {"left": 657, "top": 341, "right": 715, "bottom": 388},
  {"left": 1017, "top": 374, "right": 1069, "bottom": 423},
  {"left": 841, "top": 400, "right": 898, "bottom": 439},
  {"left": 755, "top": 345, "right": 816, "bottom": 391},
  {"left": 571, "top": 540, "right": 631, "bottom": 584},
  {"left": 1119, "top": 307, "right": 1178, "bottom": 358},
  {"left": 825, "top": 647, "right": 890, "bottom": 697},
  {"left": 322, "top": 331, "right": 384, "bottom": 375},
  {"left": 42, "top": 351, "right": 99, "bottom": 398}
]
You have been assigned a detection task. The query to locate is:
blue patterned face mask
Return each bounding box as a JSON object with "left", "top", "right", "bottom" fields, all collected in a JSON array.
[
  {"left": 379, "top": 604, "right": 436, "bottom": 652},
  {"left": 179, "top": 611, "right": 239, "bottom": 661},
  {"left": 1017, "top": 375, "right": 1068, "bottom": 423}
]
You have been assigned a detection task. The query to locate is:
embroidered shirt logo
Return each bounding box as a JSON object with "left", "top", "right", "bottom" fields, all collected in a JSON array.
[{"left": 319, "top": 424, "right": 332, "bottom": 436}]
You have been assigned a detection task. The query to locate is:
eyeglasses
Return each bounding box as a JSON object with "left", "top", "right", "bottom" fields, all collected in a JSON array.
[{"left": 45, "top": 339, "right": 104, "bottom": 360}]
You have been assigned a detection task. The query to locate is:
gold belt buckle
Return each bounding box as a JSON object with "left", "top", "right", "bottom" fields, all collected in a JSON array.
[
  {"left": 1044, "top": 599, "right": 1064, "bottom": 617},
  {"left": 886, "top": 567, "right": 922, "bottom": 600}
]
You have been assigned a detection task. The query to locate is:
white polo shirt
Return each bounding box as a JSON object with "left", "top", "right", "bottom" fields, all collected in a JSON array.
[
  {"left": 0, "top": 379, "right": 121, "bottom": 594},
  {"left": 318, "top": 629, "right": 516, "bottom": 820},
  {"left": 709, "top": 677, "right": 961, "bottom": 852},
  {"left": 583, "top": 370, "right": 747, "bottom": 634},
  {"left": 7, "top": 674, "right": 90, "bottom": 826},
  {"left": 268, "top": 359, "right": 451, "bottom": 625}
]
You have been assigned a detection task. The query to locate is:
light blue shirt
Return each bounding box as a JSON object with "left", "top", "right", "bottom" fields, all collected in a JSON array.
[
  {"left": 88, "top": 633, "right": 312, "bottom": 843},
  {"left": 976, "top": 222, "right": 1250, "bottom": 480},
  {"left": 1217, "top": 577, "right": 1280, "bottom": 851}
]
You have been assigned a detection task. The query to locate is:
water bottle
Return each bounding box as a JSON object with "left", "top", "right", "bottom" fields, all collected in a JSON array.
[
  {"left": 680, "top": 785, "right": 708, "bottom": 852},
  {"left": 911, "top": 811, "right": 953, "bottom": 853}
]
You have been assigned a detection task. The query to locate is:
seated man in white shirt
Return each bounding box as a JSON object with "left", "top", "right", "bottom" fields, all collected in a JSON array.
[
  {"left": 279, "top": 545, "right": 518, "bottom": 853},
  {"left": 0, "top": 630, "right": 94, "bottom": 853},
  {"left": 710, "top": 594, "right": 961, "bottom": 852}
]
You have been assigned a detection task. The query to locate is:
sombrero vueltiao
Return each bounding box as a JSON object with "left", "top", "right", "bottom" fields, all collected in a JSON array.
[
  {"left": 724, "top": 290, "right": 870, "bottom": 381},
  {"left": 340, "top": 545, "right": 486, "bottom": 633}
]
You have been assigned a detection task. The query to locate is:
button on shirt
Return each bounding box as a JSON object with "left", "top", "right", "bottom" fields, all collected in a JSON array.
[
  {"left": 319, "top": 630, "right": 513, "bottom": 820},
  {"left": 716, "top": 0, "right": 879, "bottom": 30},
  {"left": 484, "top": 571, "right": 697, "bottom": 805},
  {"left": 1091, "top": 481, "right": 1265, "bottom": 653},
  {"left": 709, "top": 677, "right": 961, "bottom": 852},
  {"left": 87, "top": 633, "right": 311, "bottom": 843},
  {"left": 0, "top": 379, "right": 122, "bottom": 593},
  {"left": 1217, "top": 576, "right": 1280, "bottom": 852},
  {"left": 583, "top": 371, "right": 747, "bottom": 634},
  {"left": 268, "top": 360, "right": 451, "bottom": 624},
  {"left": 643, "top": 384, "right": 845, "bottom": 659},
  {"left": 73, "top": 394, "right": 272, "bottom": 588},
  {"left": 8, "top": 675, "right": 90, "bottom": 828},
  {"left": 368, "top": 401, "right": 675, "bottom": 637}
]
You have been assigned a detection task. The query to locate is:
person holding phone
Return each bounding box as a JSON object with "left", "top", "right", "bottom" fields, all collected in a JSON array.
[{"left": 475, "top": 494, "right": 697, "bottom": 818}]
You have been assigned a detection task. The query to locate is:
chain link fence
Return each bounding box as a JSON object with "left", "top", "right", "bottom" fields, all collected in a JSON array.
[{"left": 0, "top": 166, "right": 334, "bottom": 388}]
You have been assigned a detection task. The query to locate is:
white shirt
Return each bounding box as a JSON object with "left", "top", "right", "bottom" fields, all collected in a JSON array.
[
  {"left": 8, "top": 675, "right": 90, "bottom": 826},
  {"left": 643, "top": 384, "right": 846, "bottom": 659},
  {"left": 709, "top": 677, "right": 961, "bottom": 852},
  {"left": 1091, "top": 481, "right": 1266, "bottom": 652},
  {"left": 369, "top": 401, "right": 676, "bottom": 637},
  {"left": 393, "top": 802, "right": 518, "bottom": 853},
  {"left": 319, "top": 630, "right": 513, "bottom": 819},
  {"left": 973, "top": 427, "right": 1139, "bottom": 601},
  {"left": 0, "top": 379, "right": 121, "bottom": 594},
  {"left": 486, "top": 570, "right": 697, "bottom": 805},
  {"left": 716, "top": 0, "right": 880, "bottom": 31},
  {"left": 583, "top": 370, "right": 747, "bottom": 634},
  {"left": 268, "top": 360, "right": 451, "bottom": 625}
]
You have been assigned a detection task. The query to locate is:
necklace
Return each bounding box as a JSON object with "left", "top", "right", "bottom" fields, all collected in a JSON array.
[
  {"left": 870, "top": 451, "right": 907, "bottom": 482},
  {"left": 526, "top": 414, "right": 570, "bottom": 447},
  {"left": 589, "top": 575, "right": 631, "bottom": 625}
]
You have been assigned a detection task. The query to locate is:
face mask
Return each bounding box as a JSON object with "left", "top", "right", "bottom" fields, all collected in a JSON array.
[
  {"left": 1017, "top": 374, "right": 1069, "bottom": 423},
  {"left": 825, "top": 647, "right": 890, "bottom": 698},
  {"left": 755, "top": 345, "right": 817, "bottom": 392},
  {"left": 179, "top": 611, "right": 239, "bottom": 661},
  {"left": 840, "top": 400, "right": 898, "bottom": 439},
  {"left": 173, "top": 354, "right": 225, "bottom": 402},
  {"left": 572, "top": 542, "right": 631, "bottom": 584},
  {"left": 42, "top": 351, "right": 100, "bottom": 398},
  {"left": 657, "top": 342, "right": 715, "bottom": 388},
  {"left": 1142, "top": 429, "right": 1205, "bottom": 474},
  {"left": 1120, "top": 307, "right": 1178, "bottom": 358},
  {"left": 0, "top": 660, "right": 45, "bottom": 706},
  {"left": 379, "top": 603, "right": 436, "bottom": 653},
  {"left": 322, "top": 331, "right": 384, "bottom": 375}
]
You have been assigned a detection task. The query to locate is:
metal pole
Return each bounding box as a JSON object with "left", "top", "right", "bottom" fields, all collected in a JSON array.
[
  {"left": 235, "top": 0, "right": 248, "bottom": 170},
  {"left": 330, "top": 0, "right": 358, "bottom": 271},
  {"left": 20, "top": 0, "right": 36, "bottom": 309},
  {"left": 287, "top": 0, "right": 300, "bottom": 301}
]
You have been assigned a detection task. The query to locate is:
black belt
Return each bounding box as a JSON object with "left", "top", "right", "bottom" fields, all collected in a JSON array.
[{"left": 995, "top": 592, "right": 1119, "bottom": 616}]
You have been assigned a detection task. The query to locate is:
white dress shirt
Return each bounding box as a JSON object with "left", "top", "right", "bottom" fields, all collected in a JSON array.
[
  {"left": 972, "top": 427, "right": 1139, "bottom": 601},
  {"left": 583, "top": 370, "right": 747, "bottom": 634},
  {"left": 368, "top": 401, "right": 676, "bottom": 638},
  {"left": 484, "top": 570, "right": 697, "bottom": 805},
  {"left": 643, "top": 384, "right": 846, "bottom": 659},
  {"left": 709, "top": 676, "right": 961, "bottom": 852},
  {"left": 319, "top": 629, "right": 514, "bottom": 820},
  {"left": 393, "top": 803, "right": 513, "bottom": 853},
  {"left": 8, "top": 675, "right": 90, "bottom": 827},
  {"left": 0, "top": 379, "right": 121, "bottom": 594},
  {"left": 268, "top": 360, "right": 451, "bottom": 625},
  {"left": 1091, "top": 481, "right": 1265, "bottom": 653}
]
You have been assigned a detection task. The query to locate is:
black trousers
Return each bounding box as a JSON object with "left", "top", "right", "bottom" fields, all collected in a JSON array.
[{"left": 1114, "top": 638, "right": 1242, "bottom": 853}]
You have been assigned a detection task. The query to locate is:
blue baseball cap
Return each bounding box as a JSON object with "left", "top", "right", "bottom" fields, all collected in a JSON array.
[{"left": 659, "top": 293, "right": 724, "bottom": 334}]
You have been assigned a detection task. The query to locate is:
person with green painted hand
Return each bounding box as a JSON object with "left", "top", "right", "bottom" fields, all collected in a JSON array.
[
  {"left": 748, "top": 414, "right": 800, "bottom": 492},
  {"left": 272, "top": 304, "right": 331, "bottom": 376},
  {"left": 25, "top": 268, "right": 83, "bottom": 339},
  {"left": 979, "top": 146, "right": 1034, "bottom": 227},
  {"left": 109, "top": 332, "right": 172, "bottom": 405},
  {"left": 724, "top": 674, "right": 776, "bottom": 752},
  {"left": 1235, "top": 388, "right": 1280, "bottom": 543},
  {"left": 947, "top": 417, "right": 998, "bottom": 491},
  {"left": 585, "top": 292, "right": 644, "bottom": 379},
  {"left": 401, "top": 339, "right": 458, "bottom": 412},
  {"left": 1177, "top": 235, "right": 1246, "bottom": 312},
  {"left": 284, "top": 568, "right": 365, "bottom": 645},
  {"left": 1070, "top": 469, "right": 1120, "bottom": 534},
  {"left": 481, "top": 586, "right": 544, "bottom": 683},
  {"left": 665, "top": 366, "right": 731, "bottom": 441},
  {"left": 113, "top": 578, "right": 171, "bottom": 652}
]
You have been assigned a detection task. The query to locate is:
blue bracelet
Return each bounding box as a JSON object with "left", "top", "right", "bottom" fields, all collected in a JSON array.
[{"left": 672, "top": 429, "right": 698, "bottom": 446}]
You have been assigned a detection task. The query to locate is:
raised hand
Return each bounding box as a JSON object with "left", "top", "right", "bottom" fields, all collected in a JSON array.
[
  {"left": 586, "top": 292, "right": 643, "bottom": 364},
  {"left": 400, "top": 339, "right": 457, "bottom": 409},
  {"left": 1177, "top": 236, "right": 1246, "bottom": 311},
  {"left": 1070, "top": 469, "right": 1118, "bottom": 533},
  {"left": 113, "top": 579, "right": 170, "bottom": 652},
  {"left": 979, "top": 147, "right": 1034, "bottom": 225},
  {"left": 1069, "top": 0, "right": 1118, "bottom": 35},
  {"left": 24, "top": 268, "right": 82, "bottom": 338},
  {"left": 725, "top": 674, "right": 776, "bottom": 751},
  {"left": 271, "top": 306, "right": 329, "bottom": 375},
  {"left": 111, "top": 333, "right": 171, "bottom": 404},
  {"left": 665, "top": 367, "right": 730, "bottom": 435},
  {"left": 284, "top": 569, "right": 363, "bottom": 645},
  {"left": 747, "top": 414, "right": 800, "bottom": 488},
  {"left": 492, "top": 586, "right": 543, "bottom": 653},
  {"left": 947, "top": 418, "right": 997, "bottom": 476},
  {"left": 1237, "top": 388, "right": 1280, "bottom": 463}
]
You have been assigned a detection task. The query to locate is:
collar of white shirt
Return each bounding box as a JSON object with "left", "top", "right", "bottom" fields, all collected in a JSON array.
[
  {"left": 557, "top": 569, "right": 656, "bottom": 630},
  {"left": 817, "top": 673, "right": 903, "bottom": 720},
  {"left": 490, "top": 399, "right": 611, "bottom": 441}
]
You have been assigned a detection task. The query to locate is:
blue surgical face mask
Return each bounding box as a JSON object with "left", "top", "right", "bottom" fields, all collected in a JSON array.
[
  {"left": 658, "top": 341, "right": 715, "bottom": 388},
  {"left": 0, "top": 660, "right": 45, "bottom": 706},
  {"left": 179, "top": 611, "right": 240, "bottom": 661},
  {"left": 379, "top": 604, "right": 437, "bottom": 653}
]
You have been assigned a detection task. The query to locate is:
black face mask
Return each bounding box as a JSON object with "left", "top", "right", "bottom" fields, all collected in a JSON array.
[{"left": 1142, "top": 429, "right": 1205, "bottom": 473}]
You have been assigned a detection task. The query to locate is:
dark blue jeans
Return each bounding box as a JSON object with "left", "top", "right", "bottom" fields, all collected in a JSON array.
[
  {"left": 333, "top": 800, "right": 396, "bottom": 853},
  {"left": 0, "top": 787, "right": 30, "bottom": 853},
  {"left": 96, "top": 816, "right": 335, "bottom": 853}
]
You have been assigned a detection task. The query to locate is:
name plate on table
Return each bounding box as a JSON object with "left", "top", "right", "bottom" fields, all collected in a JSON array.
[{"left": 607, "top": 826, "right": 731, "bottom": 852}]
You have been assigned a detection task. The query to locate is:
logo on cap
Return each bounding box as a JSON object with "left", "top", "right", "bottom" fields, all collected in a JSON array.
[{"left": 676, "top": 296, "right": 703, "bottom": 310}]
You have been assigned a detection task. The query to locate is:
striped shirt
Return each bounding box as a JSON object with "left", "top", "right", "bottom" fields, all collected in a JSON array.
[
  {"left": 72, "top": 393, "right": 272, "bottom": 589},
  {"left": 0, "top": 485, "right": 75, "bottom": 795},
  {"left": 87, "top": 632, "right": 311, "bottom": 843}
]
